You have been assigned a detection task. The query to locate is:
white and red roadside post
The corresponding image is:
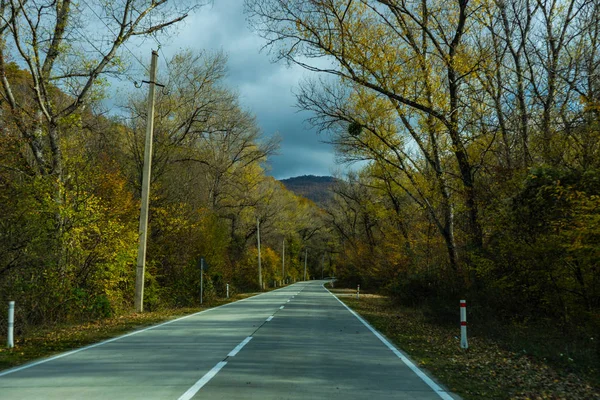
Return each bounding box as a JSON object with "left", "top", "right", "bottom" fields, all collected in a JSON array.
[
  {"left": 460, "top": 299, "right": 468, "bottom": 349},
  {"left": 356, "top": 284, "right": 360, "bottom": 300}
]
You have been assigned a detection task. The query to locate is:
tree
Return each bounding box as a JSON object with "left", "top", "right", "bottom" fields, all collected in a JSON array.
[
  {"left": 125, "top": 50, "right": 279, "bottom": 212},
  {"left": 246, "top": 0, "right": 485, "bottom": 254},
  {"left": 0, "top": 0, "right": 205, "bottom": 181},
  {"left": 297, "top": 78, "right": 460, "bottom": 271}
]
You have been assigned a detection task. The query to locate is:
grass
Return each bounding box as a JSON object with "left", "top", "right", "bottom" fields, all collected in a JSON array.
[
  {"left": 333, "top": 290, "right": 600, "bottom": 400},
  {"left": 0, "top": 292, "right": 260, "bottom": 372}
]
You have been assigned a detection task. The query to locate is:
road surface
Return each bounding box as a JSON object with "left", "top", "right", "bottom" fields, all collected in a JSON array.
[{"left": 0, "top": 281, "right": 458, "bottom": 399}]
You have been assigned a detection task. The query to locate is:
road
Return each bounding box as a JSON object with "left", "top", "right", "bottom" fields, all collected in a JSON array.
[{"left": 0, "top": 281, "right": 458, "bottom": 399}]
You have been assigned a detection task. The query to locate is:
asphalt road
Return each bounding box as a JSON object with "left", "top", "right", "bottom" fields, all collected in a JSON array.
[{"left": 0, "top": 281, "right": 459, "bottom": 399}]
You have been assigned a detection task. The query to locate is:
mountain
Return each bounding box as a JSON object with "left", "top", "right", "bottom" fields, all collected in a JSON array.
[{"left": 280, "top": 175, "right": 337, "bottom": 206}]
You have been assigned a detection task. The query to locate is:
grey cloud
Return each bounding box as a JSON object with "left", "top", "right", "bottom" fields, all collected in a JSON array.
[{"left": 122, "top": 0, "right": 339, "bottom": 179}]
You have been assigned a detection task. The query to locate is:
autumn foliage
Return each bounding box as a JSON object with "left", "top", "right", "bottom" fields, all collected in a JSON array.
[{"left": 0, "top": 52, "right": 324, "bottom": 335}]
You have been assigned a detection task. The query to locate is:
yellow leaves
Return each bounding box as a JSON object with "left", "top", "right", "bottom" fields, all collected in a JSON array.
[
  {"left": 580, "top": 95, "right": 600, "bottom": 113},
  {"left": 59, "top": 113, "right": 83, "bottom": 129},
  {"left": 346, "top": 87, "right": 402, "bottom": 153},
  {"left": 295, "top": 18, "right": 304, "bottom": 35}
]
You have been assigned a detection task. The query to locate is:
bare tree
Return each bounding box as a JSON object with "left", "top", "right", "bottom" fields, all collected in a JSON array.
[
  {"left": 0, "top": 0, "right": 206, "bottom": 180},
  {"left": 125, "top": 49, "right": 280, "bottom": 256}
]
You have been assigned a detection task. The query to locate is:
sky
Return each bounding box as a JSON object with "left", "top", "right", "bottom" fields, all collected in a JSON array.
[{"left": 124, "top": 0, "right": 340, "bottom": 180}]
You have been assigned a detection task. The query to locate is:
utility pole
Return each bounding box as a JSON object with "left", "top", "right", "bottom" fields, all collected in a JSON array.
[
  {"left": 134, "top": 50, "right": 159, "bottom": 313},
  {"left": 282, "top": 238, "right": 285, "bottom": 284},
  {"left": 304, "top": 248, "right": 308, "bottom": 281},
  {"left": 257, "top": 217, "right": 262, "bottom": 289},
  {"left": 200, "top": 258, "right": 204, "bottom": 305}
]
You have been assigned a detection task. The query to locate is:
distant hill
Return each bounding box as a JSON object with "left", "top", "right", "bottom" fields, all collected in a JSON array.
[{"left": 280, "top": 175, "right": 337, "bottom": 206}]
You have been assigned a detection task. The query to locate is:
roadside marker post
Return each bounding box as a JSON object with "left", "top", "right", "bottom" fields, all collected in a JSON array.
[
  {"left": 356, "top": 285, "right": 360, "bottom": 300},
  {"left": 7, "top": 301, "right": 14, "bottom": 348},
  {"left": 226, "top": 284, "right": 229, "bottom": 299},
  {"left": 460, "top": 300, "right": 468, "bottom": 349}
]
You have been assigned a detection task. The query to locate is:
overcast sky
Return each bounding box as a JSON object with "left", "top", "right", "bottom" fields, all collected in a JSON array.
[{"left": 124, "top": 0, "right": 340, "bottom": 180}]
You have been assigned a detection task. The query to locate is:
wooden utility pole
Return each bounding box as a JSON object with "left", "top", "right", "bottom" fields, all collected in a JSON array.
[
  {"left": 200, "top": 258, "right": 204, "bottom": 305},
  {"left": 134, "top": 50, "right": 158, "bottom": 313},
  {"left": 321, "top": 253, "right": 325, "bottom": 279},
  {"left": 257, "top": 217, "right": 262, "bottom": 289},
  {"left": 282, "top": 238, "right": 285, "bottom": 283},
  {"left": 304, "top": 248, "right": 308, "bottom": 281}
]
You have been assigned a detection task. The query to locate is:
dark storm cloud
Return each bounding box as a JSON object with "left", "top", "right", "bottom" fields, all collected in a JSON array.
[
  {"left": 118, "top": 1, "right": 339, "bottom": 179},
  {"left": 169, "top": 0, "right": 338, "bottom": 179}
]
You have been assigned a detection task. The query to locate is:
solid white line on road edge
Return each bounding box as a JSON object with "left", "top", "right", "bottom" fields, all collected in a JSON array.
[
  {"left": 177, "top": 361, "right": 227, "bottom": 400},
  {"left": 266, "top": 316, "right": 274, "bottom": 322},
  {"left": 279, "top": 306, "right": 285, "bottom": 309},
  {"left": 0, "top": 283, "right": 304, "bottom": 378},
  {"left": 228, "top": 336, "right": 253, "bottom": 357},
  {"left": 325, "top": 286, "right": 455, "bottom": 400}
]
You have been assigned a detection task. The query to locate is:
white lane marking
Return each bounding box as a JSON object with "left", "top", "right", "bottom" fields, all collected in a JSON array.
[
  {"left": 279, "top": 306, "right": 284, "bottom": 309},
  {"left": 178, "top": 361, "right": 227, "bottom": 400},
  {"left": 266, "top": 316, "right": 274, "bottom": 322},
  {"left": 227, "top": 336, "right": 253, "bottom": 357},
  {"left": 324, "top": 286, "right": 455, "bottom": 400},
  {"left": 0, "top": 283, "right": 303, "bottom": 378},
  {"left": 287, "top": 299, "right": 290, "bottom": 303}
]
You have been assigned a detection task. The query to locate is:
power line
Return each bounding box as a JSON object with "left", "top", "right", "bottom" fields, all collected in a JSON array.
[
  {"left": 153, "top": 34, "right": 171, "bottom": 77},
  {"left": 79, "top": 0, "right": 150, "bottom": 75}
]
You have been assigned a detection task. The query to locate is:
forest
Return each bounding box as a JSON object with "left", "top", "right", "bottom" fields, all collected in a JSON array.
[
  {"left": 246, "top": 0, "right": 600, "bottom": 362},
  {"left": 0, "top": 0, "right": 329, "bottom": 335},
  {"left": 0, "top": 0, "right": 599, "bottom": 373}
]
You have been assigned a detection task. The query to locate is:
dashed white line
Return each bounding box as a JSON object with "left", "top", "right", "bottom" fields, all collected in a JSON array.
[
  {"left": 287, "top": 299, "right": 290, "bottom": 302},
  {"left": 228, "top": 336, "right": 253, "bottom": 357},
  {"left": 178, "top": 361, "right": 227, "bottom": 400},
  {"left": 266, "top": 316, "right": 274, "bottom": 322},
  {"left": 179, "top": 335, "right": 255, "bottom": 399},
  {"left": 279, "top": 306, "right": 284, "bottom": 309}
]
